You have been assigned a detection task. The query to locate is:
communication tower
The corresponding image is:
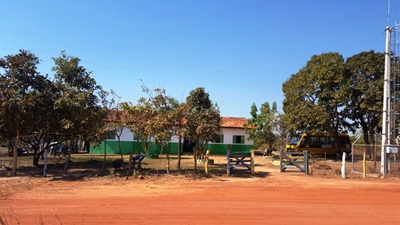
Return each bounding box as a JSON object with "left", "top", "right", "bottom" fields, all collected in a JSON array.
[{"left": 381, "top": 21, "right": 400, "bottom": 176}]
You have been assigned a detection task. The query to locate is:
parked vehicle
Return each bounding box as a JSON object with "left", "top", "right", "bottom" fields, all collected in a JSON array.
[{"left": 286, "top": 133, "right": 351, "bottom": 157}]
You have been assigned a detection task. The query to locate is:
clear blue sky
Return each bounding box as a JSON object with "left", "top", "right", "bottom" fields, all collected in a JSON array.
[{"left": 0, "top": 0, "right": 396, "bottom": 117}]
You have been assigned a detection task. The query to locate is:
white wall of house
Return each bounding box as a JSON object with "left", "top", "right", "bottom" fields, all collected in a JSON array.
[
  {"left": 114, "top": 126, "right": 253, "bottom": 145},
  {"left": 114, "top": 127, "right": 134, "bottom": 141},
  {"left": 171, "top": 135, "right": 179, "bottom": 142},
  {"left": 222, "top": 128, "right": 253, "bottom": 145}
]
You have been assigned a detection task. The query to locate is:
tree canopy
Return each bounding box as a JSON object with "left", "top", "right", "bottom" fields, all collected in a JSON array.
[
  {"left": 0, "top": 50, "right": 108, "bottom": 175},
  {"left": 282, "top": 51, "right": 385, "bottom": 151},
  {"left": 185, "top": 87, "right": 221, "bottom": 171}
]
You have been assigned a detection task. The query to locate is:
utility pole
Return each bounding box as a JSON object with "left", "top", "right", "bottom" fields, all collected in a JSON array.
[{"left": 381, "top": 26, "right": 392, "bottom": 177}]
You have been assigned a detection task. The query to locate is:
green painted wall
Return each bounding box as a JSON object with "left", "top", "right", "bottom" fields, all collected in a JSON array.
[
  {"left": 207, "top": 143, "right": 253, "bottom": 155},
  {"left": 90, "top": 141, "right": 161, "bottom": 155},
  {"left": 90, "top": 140, "right": 253, "bottom": 155}
]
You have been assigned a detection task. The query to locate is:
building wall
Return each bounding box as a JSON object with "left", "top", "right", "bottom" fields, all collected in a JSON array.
[
  {"left": 221, "top": 128, "right": 253, "bottom": 145},
  {"left": 90, "top": 126, "right": 253, "bottom": 155},
  {"left": 119, "top": 127, "right": 134, "bottom": 141}
]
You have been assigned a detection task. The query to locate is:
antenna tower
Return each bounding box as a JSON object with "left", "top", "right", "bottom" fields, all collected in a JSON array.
[{"left": 381, "top": 0, "right": 400, "bottom": 176}]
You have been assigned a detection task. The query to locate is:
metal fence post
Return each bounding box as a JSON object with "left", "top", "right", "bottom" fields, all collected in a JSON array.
[{"left": 304, "top": 150, "right": 309, "bottom": 175}]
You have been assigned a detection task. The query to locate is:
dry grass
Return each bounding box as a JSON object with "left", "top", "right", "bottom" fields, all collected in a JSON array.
[{"left": 2, "top": 146, "right": 397, "bottom": 180}]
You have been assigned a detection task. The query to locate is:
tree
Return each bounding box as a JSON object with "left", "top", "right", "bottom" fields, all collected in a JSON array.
[
  {"left": 0, "top": 50, "right": 48, "bottom": 175},
  {"left": 282, "top": 52, "right": 351, "bottom": 143},
  {"left": 145, "top": 88, "right": 175, "bottom": 173},
  {"left": 273, "top": 113, "right": 290, "bottom": 151},
  {"left": 345, "top": 51, "right": 385, "bottom": 158},
  {"left": 169, "top": 98, "right": 187, "bottom": 170},
  {"left": 247, "top": 101, "right": 290, "bottom": 151},
  {"left": 245, "top": 101, "right": 284, "bottom": 151},
  {"left": 120, "top": 99, "right": 153, "bottom": 175},
  {"left": 105, "top": 91, "right": 125, "bottom": 162},
  {"left": 21, "top": 75, "right": 63, "bottom": 176},
  {"left": 185, "top": 87, "right": 221, "bottom": 172},
  {"left": 52, "top": 51, "right": 107, "bottom": 175}
]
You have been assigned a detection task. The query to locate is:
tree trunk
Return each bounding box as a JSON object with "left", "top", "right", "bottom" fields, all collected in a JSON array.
[
  {"left": 368, "top": 125, "right": 376, "bottom": 160},
  {"left": 128, "top": 149, "right": 134, "bottom": 176},
  {"left": 361, "top": 122, "right": 371, "bottom": 159},
  {"left": 43, "top": 146, "right": 48, "bottom": 177},
  {"left": 177, "top": 135, "right": 182, "bottom": 170},
  {"left": 101, "top": 139, "right": 107, "bottom": 175},
  {"left": 11, "top": 130, "right": 20, "bottom": 176},
  {"left": 164, "top": 142, "right": 170, "bottom": 174},
  {"left": 33, "top": 150, "right": 41, "bottom": 167},
  {"left": 117, "top": 136, "right": 124, "bottom": 162},
  {"left": 193, "top": 145, "right": 198, "bottom": 173},
  {"left": 128, "top": 135, "right": 140, "bottom": 176},
  {"left": 63, "top": 138, "right": 73, "bottom": 176},
  {"left": 118, "top": 141, "right": 124, "bottom": 161},
  {"left": 156, "top": 142, "right": 164, "bottom": 175}
]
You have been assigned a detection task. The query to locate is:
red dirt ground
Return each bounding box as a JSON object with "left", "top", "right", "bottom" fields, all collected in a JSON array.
[{"left": 1, "top": 156, "right": 400, "bottom": 225}]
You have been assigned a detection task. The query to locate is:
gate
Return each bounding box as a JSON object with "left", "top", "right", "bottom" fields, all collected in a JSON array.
[{"left": 280, "top": 150, "right": 309, "bottom": 174}]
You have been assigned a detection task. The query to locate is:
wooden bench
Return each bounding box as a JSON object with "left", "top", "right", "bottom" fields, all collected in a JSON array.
[{"left": 227, "top": 150, "right": 254, "bottom": 176}]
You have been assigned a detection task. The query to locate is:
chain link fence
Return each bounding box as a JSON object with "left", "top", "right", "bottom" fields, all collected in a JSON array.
[{"left": 351, "top": 144, "right": 400, "bottom": 177}]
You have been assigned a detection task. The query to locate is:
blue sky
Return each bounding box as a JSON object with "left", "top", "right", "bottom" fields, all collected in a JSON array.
[{"left": 0, "top": 0, "right": 396, "bottom": 117}]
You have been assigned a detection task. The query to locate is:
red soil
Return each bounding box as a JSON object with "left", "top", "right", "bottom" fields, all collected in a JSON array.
[{"left": 1, "top": 157, "right": 399, "bottom": 225}]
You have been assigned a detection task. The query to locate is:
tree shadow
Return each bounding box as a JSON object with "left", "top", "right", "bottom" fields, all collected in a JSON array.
[{"left": 2, "top": 155, "right": 273, "bottom": 180}]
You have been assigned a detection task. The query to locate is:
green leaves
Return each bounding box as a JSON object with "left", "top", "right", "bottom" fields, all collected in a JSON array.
[
  {"left": 185, "top": 87, "right": 221, "bottom": 160},
  {"left": 282, "top": 51, "right": 384, "bottom": 145},
  {"left": 245, "top": 101, "right": 280, "bottom": 149},
  {"left": 0, "top": 50, "right": 45, "bottom": 138},
  {"left": 344, "top": 51, "right": 384, "bottom": 145},
  {"left": 52, "top": 51, "right": 107, "bottom": 139}
]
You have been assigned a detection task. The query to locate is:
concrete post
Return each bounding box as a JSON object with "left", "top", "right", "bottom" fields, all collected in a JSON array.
[{"left": 341, "top": 152, "right": 347, "bottom": 179}]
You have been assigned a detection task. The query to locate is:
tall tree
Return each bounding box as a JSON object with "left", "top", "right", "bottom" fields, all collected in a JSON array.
[
  {"left": 52, "top": 51, "right": 107, "bottom": 175},
  {"left": 245, "top": 101, "right": 280, "bottom": 151},
  {"left": 259, "top": 102, "right": 277, "bottom": 151},
  {"left": 169, "top": 98, "right": 187, "bottom": 170},
  {"left": 105, "top": 90, "right": 126, "bottom": 162},
  {"left": 185, "top": 87, "right": 221, "bottom": 172},
  {"left": 145, "top": 88, "right": 175, "bottom": 174},
  {"left": 120, "top": 99, "right": 153, "bottom": 175},
  {"left": 0, "top": 50, "right": 47, "bottom": 175},
  {"left": 282, "top": 52, "right": 351, "bottom": 141},
  {"left": 345, "top": 51, "right": 384, "bottom": 158},
  {"left": 273, "top": 113, "right": 290, "bottom": 151}
]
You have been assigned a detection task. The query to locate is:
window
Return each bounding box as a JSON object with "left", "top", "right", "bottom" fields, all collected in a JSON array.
[
  {"left": 309, "top": 136, "right": 318, "bottom": 143},
  {"left": 320, "top": 137, "right": 330, "bottom": 144},
  {"left": 233, "top": 135, "right": 244, "bottom": 144}
]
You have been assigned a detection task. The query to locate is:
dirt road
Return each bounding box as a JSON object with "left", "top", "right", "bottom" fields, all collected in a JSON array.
[{"left": 1, "top": 157, "right": 399, "bottom": 225}]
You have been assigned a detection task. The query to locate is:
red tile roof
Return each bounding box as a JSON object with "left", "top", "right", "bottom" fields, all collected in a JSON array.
[
  {"left": 221, "top": 117, "right": 248, "bottom": 129},
  {"left": 105, "top": 111, "right": 249, "bottom": 129}
]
